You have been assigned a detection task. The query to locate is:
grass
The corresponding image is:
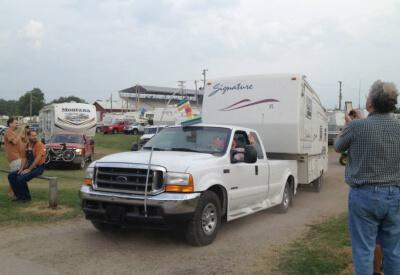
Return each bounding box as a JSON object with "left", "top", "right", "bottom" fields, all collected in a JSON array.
[
  {"left": 0, "top": 133, "right": 137, "bottom": 226},
  {"left": 277, "top": 214, "right": 352, "bottom": 275}
]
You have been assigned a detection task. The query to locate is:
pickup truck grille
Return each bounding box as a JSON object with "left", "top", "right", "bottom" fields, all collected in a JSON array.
[{"left": 94, "top": 167, "right": 164, "bottom": 195}]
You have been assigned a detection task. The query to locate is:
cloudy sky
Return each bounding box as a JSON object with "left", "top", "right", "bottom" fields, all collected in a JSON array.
[{"left": 0, "top": 0, "right": 399, "bottom": 108}]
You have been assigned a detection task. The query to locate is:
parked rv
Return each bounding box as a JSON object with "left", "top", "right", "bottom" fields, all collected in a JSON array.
[
  {"left": 39, "top": 103, "right": 97, "bottom": 142},
  {"left": 80, "top": 74, "right": 327, "bottom": 246}
]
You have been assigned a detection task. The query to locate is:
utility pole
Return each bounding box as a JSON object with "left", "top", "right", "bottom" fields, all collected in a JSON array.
[
  {"left": 135, "top": 84, "right": 139, "bottom": 112},
  {"left": 194, "top": 80, "right": 199, "bottom": 106},
  {"left": 110, "top": 92, "right": 113, "bottom": 113},
  {"left": 338, "top": 81, "right": 343, "bottom": 110},
  {"left": 178, "top": 81, "right": 186, "bottom": 99},
  {"left": 202, "top": 69, "right": 208, "bottom": 91},
  {"left": 29, "top": 91, "right": 33, "bottom": 118}
]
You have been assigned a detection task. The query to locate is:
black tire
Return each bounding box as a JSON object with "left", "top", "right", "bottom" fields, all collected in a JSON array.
[
  {"left": 112, "top": 129, "right": 118, "bottom": 134},
  {"left": 311, "top": 172, "right": 323, "bottom": 193},
  {"left": 185, "top": 191, "right": 221, "bottom": 246},
  {"left": 275, "top": 182, "right": 292, "bottom": 214},
  {"left": 133, "top": 129, "right": 139, "bottom": 135},
  {"left": 339, "top": 155, "right": 347, "bottom": 166},
  {"left": 78, "top": 157, "right": 86, "bottom": 169},
  {"left": 96, "top": 127, "right": 102, "bottom": 133},
  {"left": 91, "top": 221, "right": 120, "bottom": 232}
]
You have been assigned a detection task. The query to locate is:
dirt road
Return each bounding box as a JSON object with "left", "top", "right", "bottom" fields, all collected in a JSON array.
[{"left": 0, "top": 151, "right": 349, "bottom": 275}]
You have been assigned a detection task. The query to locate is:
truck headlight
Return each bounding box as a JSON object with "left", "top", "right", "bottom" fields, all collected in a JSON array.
[
  {"left": 165, "top": 172, "right": 194, "bottom": 193},
  {"left": 83, "top": 166, "right": 94, "bottom": 186},
  {"left": 75, "top": 148, "right": 83, "bottom": 155}
]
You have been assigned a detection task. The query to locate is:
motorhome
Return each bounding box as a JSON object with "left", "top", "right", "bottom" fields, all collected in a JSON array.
[
  {"left": 39, "top": 103, "right": 97, "bottom": 141},
  {"left": 80, "top": 74, "right": 327, "bottom": 246},
  {"left": 202, "top": 74, "right": 328, "bottom": 187}
]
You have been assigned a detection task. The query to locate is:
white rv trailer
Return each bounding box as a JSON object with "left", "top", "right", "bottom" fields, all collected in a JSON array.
[
  {"left": 202, "top": 74, "right": 328, "bottom": 185},
  {"left": 39, "top": 103, "right": 97, "bottom": 141}
]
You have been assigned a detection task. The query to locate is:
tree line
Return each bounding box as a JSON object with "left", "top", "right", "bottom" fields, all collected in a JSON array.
[{"left": 0, "top": 88, "right": 87, "bottom": 116}]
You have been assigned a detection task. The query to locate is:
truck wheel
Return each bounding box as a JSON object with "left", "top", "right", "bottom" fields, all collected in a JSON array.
[
  {"left": 78, "top": 158, "right": 86, "bottom": 169},
  {"left": 185, "top": 191, "right": 221, "bottom": 246},
  {"left": 96, "top": 127, "right": 101, "bottom": 133},
  {"left": 311, "top": 172, "right": 323, "bottom": 193},
  {"left": 112, "top": 129, "right": 118, "bottom": 134},
  {"left": 339, "top": 155, "right": 347, "bottom": 166},
  {"left": 133, "top": 129, "right": 139, "bottom": 135},
  {"left": 275, "top": 182, "right": 291, "bottom": 214},
  {"left": 91, "top": 221, "right": 120, "bottom": 232}
]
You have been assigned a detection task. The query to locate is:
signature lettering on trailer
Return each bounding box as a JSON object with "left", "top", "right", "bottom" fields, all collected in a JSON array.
[{"left": 208, "top": 83, "right": 254, "bottom": 97}]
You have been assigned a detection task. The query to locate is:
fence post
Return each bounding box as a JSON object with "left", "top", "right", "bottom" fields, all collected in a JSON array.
[{"left": 48, "top": 178, "right": 58, "bottom": 209}]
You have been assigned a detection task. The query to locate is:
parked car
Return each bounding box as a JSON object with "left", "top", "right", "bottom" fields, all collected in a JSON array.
[
  {"left": 102, "top": 120, "right": 133, "bottom": 134},
  {"left": 131, "top": 125, "right": 166, "bottom": 151},
  {"left": 124, "top": 123, "right": 145, "bottom": 135},
  {"left": 46, "top": 132, "right": 94, "bottom": 169}
]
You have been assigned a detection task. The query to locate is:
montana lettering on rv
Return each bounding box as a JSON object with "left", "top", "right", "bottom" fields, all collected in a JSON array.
[{"left": 208, "top": 83, "right": 254, "bottom": 97}]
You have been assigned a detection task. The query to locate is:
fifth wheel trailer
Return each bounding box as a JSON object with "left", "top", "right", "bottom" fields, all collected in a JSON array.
[
  {"left": 39, "top": 103, "right": 97, "bottom": 142},
  {"left": 202, "top": 74, "right": 328, "bottom": 187}
]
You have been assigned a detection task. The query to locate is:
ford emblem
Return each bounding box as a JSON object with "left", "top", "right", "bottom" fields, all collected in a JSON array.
[{"left": 116, "top": 176, "right": 128, "bottom": 183}]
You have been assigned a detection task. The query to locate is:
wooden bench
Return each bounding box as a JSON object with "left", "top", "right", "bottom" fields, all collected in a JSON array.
[{"left": 0, "top": 169, "right": 58, "bottom": 208}]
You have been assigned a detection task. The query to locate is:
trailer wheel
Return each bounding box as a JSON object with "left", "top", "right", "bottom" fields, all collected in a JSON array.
[
  {"left": 185, "top": 191, "right": 221, "bottom": 246},
  {"left": 133, "top": 129, "right": 139, "bottom": 135},
  {"left": 311, "top": 172, "right": 323, "bottom": 193},
  {"left": 91, "top": 221, "right": 120, "bottom": 232},
  {"left": 275, "top": 182, "right": 291, "bottom": 214}
]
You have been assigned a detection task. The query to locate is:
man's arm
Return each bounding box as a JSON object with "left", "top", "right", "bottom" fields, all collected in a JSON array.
[{"left": 334, "top": 123, "right": 354, "bottom": 153}]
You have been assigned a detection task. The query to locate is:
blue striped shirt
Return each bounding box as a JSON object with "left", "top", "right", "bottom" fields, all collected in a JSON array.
[{"left": 335, "top": 113, "right": 400, "bottom": 187}]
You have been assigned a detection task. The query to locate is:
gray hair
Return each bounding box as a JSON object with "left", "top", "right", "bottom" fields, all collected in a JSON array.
[{"left": 369, "top": 80, "right": 398, "bottom": 113}]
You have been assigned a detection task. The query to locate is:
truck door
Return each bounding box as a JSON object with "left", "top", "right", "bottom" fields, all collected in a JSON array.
[{"left": 226, "top": 131, "right": 267, "bottom": 211}]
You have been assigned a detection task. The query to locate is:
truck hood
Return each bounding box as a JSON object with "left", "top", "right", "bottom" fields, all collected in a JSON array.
[
  {"left": 46, "top": 143, "right": 84, "bottom": 149},
  {"left": 96, "top": 150, "right": 220, "bottom": 172}
]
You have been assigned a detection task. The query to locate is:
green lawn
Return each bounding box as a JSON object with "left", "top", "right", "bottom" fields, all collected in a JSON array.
[
  {"left": 277, "top": 214, "right": 352, "bottom": 275},
  {"left": 0, "top": 133, "right": 138, "bottom": 226}
]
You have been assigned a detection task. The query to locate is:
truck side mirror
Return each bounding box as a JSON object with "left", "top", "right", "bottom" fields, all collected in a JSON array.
[{"left": 244, "top": 145, "right": 258, "bottom": 163}]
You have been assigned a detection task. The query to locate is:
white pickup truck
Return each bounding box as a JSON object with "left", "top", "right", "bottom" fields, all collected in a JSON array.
[{"left": 80, "top": 124, "right": 297, "bottom": 246}]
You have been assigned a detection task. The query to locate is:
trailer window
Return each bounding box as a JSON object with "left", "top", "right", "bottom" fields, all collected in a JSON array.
[
  {"left": 319, "top": 126, "right": 323, "bottom": 141},
  {"left": 306, "top": 96, "right": 312, "bottom": 119}
]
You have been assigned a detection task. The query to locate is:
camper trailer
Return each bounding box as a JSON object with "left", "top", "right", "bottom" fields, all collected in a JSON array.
[
  {"left": 39, "top": 103, "right": 97, "bottom": 141},
  {"left": 202, "top": 74, "right": 328, "bottom": 186}
]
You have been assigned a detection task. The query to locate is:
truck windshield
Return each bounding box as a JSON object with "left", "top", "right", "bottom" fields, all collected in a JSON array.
[
  {"left": 143, "top": 126, "right": 231, "bottom": 155},
  {"left": 51, "top": 134, "right": 83, "bottom": 144}
]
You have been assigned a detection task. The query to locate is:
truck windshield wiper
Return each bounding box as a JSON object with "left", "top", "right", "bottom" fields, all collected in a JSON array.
[
  {"left": 142, "top": 146, "right": 165, "bottom": 151},
  {"left": 170, "top": 147, "right": 202, "bottom": 153}
]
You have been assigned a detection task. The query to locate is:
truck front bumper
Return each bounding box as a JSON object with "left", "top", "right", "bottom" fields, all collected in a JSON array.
[{"left": 79, "top": 185, "right": 201, "bottom": 226}]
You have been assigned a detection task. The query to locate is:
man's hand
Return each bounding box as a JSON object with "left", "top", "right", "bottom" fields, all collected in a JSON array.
[{"left": 20, "top": 168, "right": 31, "bottom": 175}]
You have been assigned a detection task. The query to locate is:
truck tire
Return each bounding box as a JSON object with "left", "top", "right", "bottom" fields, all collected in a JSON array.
[
  {"left": 112, "top": 129, "right": 118, "bottom": 134},
  {"left": 91, "top": 221, "right": 120, "bottom": 232},
  {"left": 133, "top": 129, "right": 139, "bottom": 135},
  {"left": 185, "top": 191, "right": 221, "bottom": 246},
  {"left": 311, "top": 172, "right": 323, "bottom": 193},
  {"left": 275, "top": 182, "right": 291, "bottom": 214},
  {"left": 78, "top": 158, "right": 86, "bottom": 169}
]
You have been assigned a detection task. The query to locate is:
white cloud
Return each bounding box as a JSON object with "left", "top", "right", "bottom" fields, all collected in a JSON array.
[{"left": 23, "top": 19, "right": 44, "bottom": 48}]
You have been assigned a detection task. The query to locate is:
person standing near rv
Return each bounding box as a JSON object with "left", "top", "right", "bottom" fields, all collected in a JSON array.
[
  {"left": 4, "top": 117, "right": 25, "bottom": 198},
  {"left": 8, "top": 130, "right": 46, "bottom": 202},
  {"left": 335, "top": 80, "right": 400, "bottom": 275}
]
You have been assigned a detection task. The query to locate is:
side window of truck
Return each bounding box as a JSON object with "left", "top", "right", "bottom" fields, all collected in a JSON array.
[{"left": 249, "top": 132, "right": 264, "bottom": 159}]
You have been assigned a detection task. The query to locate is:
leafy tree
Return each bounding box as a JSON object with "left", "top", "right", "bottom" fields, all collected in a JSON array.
[
  {"left": 17, "top": 88, "right": 45, "bottom": 116},
  {"left": 50, "top": 96, "right": 87, "bottom": 104},
  {"left": 0, "top": 99, "right": 20, "bottom": 116}
]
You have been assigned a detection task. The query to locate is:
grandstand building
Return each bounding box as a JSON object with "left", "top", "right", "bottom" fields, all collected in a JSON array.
[{"left": 118, "top": 85, "right": 203, "bottom": 111}]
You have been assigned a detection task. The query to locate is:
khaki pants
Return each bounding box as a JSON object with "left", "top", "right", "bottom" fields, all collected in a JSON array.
[{"left": 8, "top": 159, "right": 22, "bottom": 197}]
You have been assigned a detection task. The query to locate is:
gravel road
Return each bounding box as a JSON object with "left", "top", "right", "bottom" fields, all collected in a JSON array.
[{"left": 0, "top": 151, "right": 349, "bottom": 275}]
